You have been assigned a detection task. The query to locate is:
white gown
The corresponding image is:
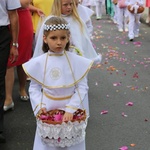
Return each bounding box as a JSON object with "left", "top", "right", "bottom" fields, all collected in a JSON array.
[
  {"left": 125, "top": 0, "right": 144, "bottom": 39},
  {"left": 77, "top": 4, "right": 94, "bottom": 36},
  {"left": 23, "top": 51, "right": 93, "bottom": 150}
]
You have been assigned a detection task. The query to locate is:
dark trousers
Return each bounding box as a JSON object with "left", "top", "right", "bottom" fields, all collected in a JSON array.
[{"left": 0, "top": 26, "right": 11, "bottom": 133}]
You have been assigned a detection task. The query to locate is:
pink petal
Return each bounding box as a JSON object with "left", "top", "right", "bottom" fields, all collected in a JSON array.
[
  {"left": 53, "top": 113, "right": 63, "bottom": 121},
  {"left": 122, "top": 112, "right": 128, "bottom": 117},
  {"left": 113, "top": 82, "right": 121, "bottom": 86},
  {"left": 119, "top": 146, "right": 128, "bottom": 150},
  {"left": 100, "top": 110, "right": 108, "bottom": 115},
  {"left": 39, "top": 115, "right": 49, "bottom": 120},
  {"left": 126, "top": 102, "right": 133, "bottom": 106}
]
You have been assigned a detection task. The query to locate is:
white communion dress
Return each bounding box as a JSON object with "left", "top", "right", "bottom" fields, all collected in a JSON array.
[{"left": 22, "top": 51, "right": 93, "bottom": 150}]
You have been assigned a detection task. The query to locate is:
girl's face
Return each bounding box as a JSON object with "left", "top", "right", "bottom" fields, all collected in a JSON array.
[
  {"left": 43, "top": 29, "right": 69, "bottom": 53},
  {"left": 61, "top": 0, "right": 73, "bottom": 15}
]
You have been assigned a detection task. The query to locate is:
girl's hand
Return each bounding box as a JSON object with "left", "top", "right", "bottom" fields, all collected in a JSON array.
[
  {"left": 37, "top": 107, "right": 47, "bottom": 116},
  {"left": 62, "top": 112, "right": 73, "bottom": 122}
]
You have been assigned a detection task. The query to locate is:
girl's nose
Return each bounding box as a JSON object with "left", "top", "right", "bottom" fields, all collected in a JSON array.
[
  {"left": 57, "top": 39, "right": 61, "bottom": 44},
  {"left": 67, "top": 4, "right": 71, "bottom": 9}
]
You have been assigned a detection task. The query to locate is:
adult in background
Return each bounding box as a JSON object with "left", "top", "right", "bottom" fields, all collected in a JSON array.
[
  {"left": 4, "top": 0, "right": 33, "bottom": 111},
  {"left": 106, "top": 0, "right": 114, "bottom": 19},
  {"left": 29, "top": 0, "right": 54, "bottom": 49},
  {"left": 146, "top": 0, "right": 150, "bottom": 23},
  {"left": 0, "top": 0, "right": 20, "bottom": 143}
]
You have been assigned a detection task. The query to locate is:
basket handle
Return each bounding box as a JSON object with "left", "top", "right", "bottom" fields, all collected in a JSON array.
[{"left": 64, "top": 51, "right": 85, "bottom": 110}]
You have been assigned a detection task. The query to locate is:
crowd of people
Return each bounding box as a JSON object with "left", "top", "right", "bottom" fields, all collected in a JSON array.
[
  {"left": 82, "top": 0, "right": 149, "bottom": 41},
  {"left": 0, "top": 0, "right": 149, "bottom": 149}
]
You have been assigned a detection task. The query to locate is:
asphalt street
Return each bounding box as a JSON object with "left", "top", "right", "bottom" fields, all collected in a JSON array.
[{"left": 0, "top": 15, "right": 150, "bottom": 150}]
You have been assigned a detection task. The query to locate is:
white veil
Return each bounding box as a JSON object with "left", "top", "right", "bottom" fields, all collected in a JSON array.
[
  {"left": 33, "top": 15, "right": 102, "bottom": 64},
  {"left": 33, "top": 16, "right": 53, "bottom": 58}
]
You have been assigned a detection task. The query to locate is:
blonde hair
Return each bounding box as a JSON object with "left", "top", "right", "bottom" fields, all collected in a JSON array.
[
  {"left": 42, "top": 16, "right": 70, "bottom": 52},
  {"left": 51, "top": 0, "right": 83, "bottom": 31}
]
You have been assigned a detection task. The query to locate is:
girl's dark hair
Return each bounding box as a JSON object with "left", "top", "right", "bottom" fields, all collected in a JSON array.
[{"left": 42, "top": 16, "right": 70, "bottom": 53}]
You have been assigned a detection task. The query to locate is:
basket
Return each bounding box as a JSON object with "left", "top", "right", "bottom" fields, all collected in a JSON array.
[
  {"left": 128, "top": 5, "right": 144, "bottom": 14},
  {"left": 36, "top": 109, "right": 87, "bottom": 147},
  {"left": 36, "top": 52, "right": 88, "bottom": 147}
]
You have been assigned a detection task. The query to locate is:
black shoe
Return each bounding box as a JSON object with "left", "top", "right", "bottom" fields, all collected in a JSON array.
[
  {"left": 129, "top": 38, "right": 133, "bottom": 41},
  {"left": 0, "top": 133, "right": 6, "bottom": 143}
]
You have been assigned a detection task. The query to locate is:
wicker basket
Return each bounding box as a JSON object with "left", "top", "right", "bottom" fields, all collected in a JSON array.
[
  {"left": 36, "top": 109, "right": 87, "bottom": 147},
  {"left": 128, "top": 5, "right": 145, "bottom": 14}
]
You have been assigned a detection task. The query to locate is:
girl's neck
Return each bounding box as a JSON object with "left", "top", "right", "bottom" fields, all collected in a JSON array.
[
  {"left": 48, "top": 50, "right": 64, "bottom": 55},
  {"left": 61, "top": 14, "right": 71, "bottom": 17}
]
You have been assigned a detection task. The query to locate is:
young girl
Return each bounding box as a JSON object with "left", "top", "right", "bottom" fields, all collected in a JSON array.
[
  {"left": 117, "top": 0, "right": 128, "bottom": 32},
  {"left": 23, "top": 16, "right": 93, "bottom": 150},
  {"left": 126, "top": 0, "right": 144, "bottom": 41},
  {"left": 95, "top": 0, "right": 105, "bottom": 20},
  {"left": 33, "top": 0, "right": 101, "bottom": 64},
  {"left": 111, "top": 0, "right": 118, "bottom": 24},
  {"left": 33, "top": 0, "right": 101, "bottom": 116}
]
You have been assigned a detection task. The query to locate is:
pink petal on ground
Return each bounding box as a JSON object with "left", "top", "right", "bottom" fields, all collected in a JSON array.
[
  {"left": 133, "top": 72, "right": 139, "bottom": 78},
  {"left": 106, "top": 95, "right": 109, "bottom": 97},
  {"left": 122, "top": 112, "right": 128, "bottom": 117},
  {"left": 121, "top": 41, "right": 125, "bottom": 44},
  {"left": 119, "top": 146, "right": 128, "bottom": 150},
  {"left": 95, "top": 82, "right": 98, "bottom": 86},
  {"left": 100, "top": 110, "right": 108, "bottom": 115},
  {"left": 133, "top": 41, "right": 142, "bottom": 46},
  {"left": 113, "top": 82, "right": 121, "bottom": 86},
  {"left": 126, "top": 102, "right": 133, "bottom": 106}
]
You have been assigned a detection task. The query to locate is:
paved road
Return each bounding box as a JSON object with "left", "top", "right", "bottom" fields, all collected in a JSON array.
[{"left": 0, "top": 15, "right": 150, "bottom": 150}]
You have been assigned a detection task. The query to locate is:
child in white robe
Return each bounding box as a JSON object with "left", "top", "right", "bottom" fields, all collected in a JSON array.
[
  {"left": 23, "top": 16, "right": 93, "bottom": 150},
  {"left": 125, "top": 0, "right": 144, "bottom": 41},
  {"left": 95, "top": 0, "right": 105, "bottom": 20},
  {"left": 117, "top": 0, "right": 128, "bottom": 32},
  {"left": 112, "top": 0, "right": 118, "bottom": 24},
  {"left": 33, "top": 0, "right": 102, "bottom": 117},
  {"left": 75, "top": 0, "right": 94, "bottom": 36},
  {"left": 82, "top": 0, "right": 96, "bottom": 14}
]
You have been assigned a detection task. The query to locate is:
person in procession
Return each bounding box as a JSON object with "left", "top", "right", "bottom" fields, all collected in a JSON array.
[{"left": 23, "top": 16, "right": 93, "bottom": 150}]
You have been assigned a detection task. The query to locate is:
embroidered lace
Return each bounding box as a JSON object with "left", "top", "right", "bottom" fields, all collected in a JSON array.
[{"left": 37, "top": 119, "right": 88, "bottom": 147}]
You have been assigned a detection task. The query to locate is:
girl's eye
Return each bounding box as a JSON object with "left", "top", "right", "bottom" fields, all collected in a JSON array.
[
  {"left": 63, "top": 4, "right": 68, "bottom": 7},
  {"left": 50, "top": 37, "right": 56, "bottom": 40},
  {"left": 63, "top": 3, "right": 73, "bottom": 7},
  {"left": 61, "top": 36, "right": 66, "bottom": 40}
]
